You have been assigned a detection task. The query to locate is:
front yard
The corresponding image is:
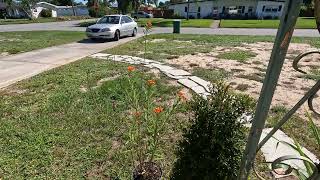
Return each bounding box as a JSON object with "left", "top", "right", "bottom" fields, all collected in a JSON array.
[
  {"left": 105, "top": 34, "right": 320, "bottom": 156},
  {"left": 220, "top": 17, "right": 317, "bottom": 29},
  {"left": 0, "top": 33, "right": 319, "bottom": 179},
  {"left": 0, "top": 31, "right": 85, "bottom": 56}
]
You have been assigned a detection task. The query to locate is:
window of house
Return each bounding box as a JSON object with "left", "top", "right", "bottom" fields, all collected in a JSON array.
[
  {"left": 248, "top": 6, "right": 253, "bottom": 12},
  {"left": 265, "top": 8, "right": 271, "bottom": 12},
  {"left": 272, "top": 8, "right": 278, "bottom": 12},
  {"left": 185, "top": 7, "right": 188, "bottom": 12},
  {"left": 198, "top": 7, "right": 201, "bottom": 12},
  {"left": 262, "top": 6, "right": 265, "bottom": 12},
  {"left": 278, "top": 5, "right": 282, "bottom": 11}
]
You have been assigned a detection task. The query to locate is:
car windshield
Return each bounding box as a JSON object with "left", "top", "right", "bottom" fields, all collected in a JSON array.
[{"left": 97, "top": 16, "right": 120, "bottom": 24}]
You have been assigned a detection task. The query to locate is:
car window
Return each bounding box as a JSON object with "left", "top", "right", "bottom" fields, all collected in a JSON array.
[
  {"left": 123, "top": 16, "right": 133, "bottom": 23},
  {"left": 97, "top": 16, "right": 120, "bottom": 24},
  {"left": 138, "top": 12, "right": 143, "bottom": 15}
]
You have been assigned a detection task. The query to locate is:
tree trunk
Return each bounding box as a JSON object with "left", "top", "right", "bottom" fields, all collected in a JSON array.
[
  {"left": 71, "top": 0, "right": 76, "bottom": 16},
  {"left": 315, "top": 0, "right": 320, "bottom": 33}
]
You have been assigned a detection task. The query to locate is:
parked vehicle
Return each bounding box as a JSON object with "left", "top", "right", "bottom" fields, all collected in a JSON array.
[
  {"left": 86, "top": 15, "right": 138, "bottom": 41},
  {"left": 131, "top": 11, "right": 153, "bottom": 19}
]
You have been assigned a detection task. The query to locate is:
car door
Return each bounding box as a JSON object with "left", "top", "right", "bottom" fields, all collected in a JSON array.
[
  {"left": 125, "top": 16, "right": 135, "bottom": 34},
  {"left": 120, "top": 16, "right": 129, "bottom": 36},
  {"left": 121, "top": 16, "right": 132, "bottom": 36}
]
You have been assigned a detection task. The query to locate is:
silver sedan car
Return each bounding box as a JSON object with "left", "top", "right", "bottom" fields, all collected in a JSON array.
[{"left": 86, "top": 15, "right": 138, "bottom": 41}]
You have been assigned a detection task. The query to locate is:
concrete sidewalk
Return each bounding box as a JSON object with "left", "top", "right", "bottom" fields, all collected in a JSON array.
[{"left": 0, "top": 36, "right": 140, "bottom": 89}]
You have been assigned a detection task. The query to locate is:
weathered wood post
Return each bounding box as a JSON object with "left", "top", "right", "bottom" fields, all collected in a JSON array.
[{"left": 238, "top": 0, "right": 303, "bottom": 179}]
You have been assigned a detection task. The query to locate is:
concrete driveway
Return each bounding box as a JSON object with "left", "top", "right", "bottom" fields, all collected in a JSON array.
[
  {"left": 0, "top": 36, "right": 141, "bottom": 89},
  {"left": 1, "top": 19, "right": 319, "bottom": 37}
]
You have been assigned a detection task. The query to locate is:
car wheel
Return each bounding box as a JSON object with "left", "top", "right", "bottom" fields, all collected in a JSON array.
[
  {"left": 113, "top": 30, "right": 120, "bottom": 41},
  {"left": 132, "top": 28, "right": 137, "bottom": 37}
]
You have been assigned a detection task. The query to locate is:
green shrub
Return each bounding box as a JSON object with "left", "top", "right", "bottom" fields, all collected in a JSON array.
[
  {"left": 171, "top": 82, "right": 255, "bottom": 180},
  {"left": 40, "top": 9, "right": 52, "bottom": 17}
]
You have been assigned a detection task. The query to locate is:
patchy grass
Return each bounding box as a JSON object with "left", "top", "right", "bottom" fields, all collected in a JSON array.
[
  {"left": 104, "top": 34, "right": 320, "bottom": 62},
  {"left": 0, "top": 31, "right": 85, "bottom": 55},
  {"left": 235, "top": 83, "right": 250, "bottom": 91},
  {"left": 0, "top": 57, "right": 190, "bottom": 179},
  {"left": 192, "top": 67, "right": 230, "bottom": 82},
  {"left": 304, "top": 69, "right": 320, "bottom": 80},
  {"left": 220, "top": 17, "right": 317, "bottom": 29},
  {"left": 216, "top": 50, "right": 256, "bottom": 62}
]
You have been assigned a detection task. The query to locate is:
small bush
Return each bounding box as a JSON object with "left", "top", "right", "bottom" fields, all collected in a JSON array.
[
  {"left": 40, "top": 9, "right": 52, "bottom": 17},
  {"left": 171, "top": 82, "right": 255, "bottom": 180}
]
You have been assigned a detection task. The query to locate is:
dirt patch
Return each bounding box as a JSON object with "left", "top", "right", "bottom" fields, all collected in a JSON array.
[
  {"left": 166, "top": 42, "right": 320, "bottom": 120},
  {"left": 148, "top": 39, "right": 166, "bottom": 43}
]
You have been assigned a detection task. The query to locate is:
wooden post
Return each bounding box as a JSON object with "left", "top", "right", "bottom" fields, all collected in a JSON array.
[{"left": 238, "top": 0, "right": 303, "bottom": 179}]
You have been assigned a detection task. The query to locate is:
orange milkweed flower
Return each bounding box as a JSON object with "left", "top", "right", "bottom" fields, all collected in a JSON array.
[
  {"left": 147, "top": 79, "right": 156, "bottom": 86},
  {"left": 127, "top": 66, "right": 135, "bottom": 72},
  {"left": 153, "top": 107, "right": 163, "bottom": 114},
  {"left": 178, "top": 90, "right": 187, "bottom": 101}
]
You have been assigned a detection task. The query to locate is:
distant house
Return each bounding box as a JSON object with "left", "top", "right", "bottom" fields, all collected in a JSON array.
[
  {"left": 32, "top": 2, "right": 89, "bottom": 18},
  {"left": 168, "top": 0, "right": 285, "bottom": 19}
]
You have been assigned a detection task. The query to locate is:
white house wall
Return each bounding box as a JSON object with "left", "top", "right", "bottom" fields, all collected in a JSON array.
[
  {"left": 169, "top": 0, "right": 284, "bottom": 19},
  {"left": 256, "top": 1, "right": 285, "bottom": 18},
  {"left": 34, "top": 2, "right": 89, "bottom": 18}
]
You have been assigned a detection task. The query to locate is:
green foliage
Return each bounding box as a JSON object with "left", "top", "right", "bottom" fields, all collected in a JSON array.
[
  {"left": 39, "top": 9, "right": 52, "bottom": 18},
  {"left": 171, "top": 82, "right": 255, "bottom": 180},
  {"left": 216, "top": 50, "right": 257, "bottom": 62},
  {"left": 89, "top": 7, "right": 108, "bottom": 18},
  {"left": 192, "top": 67, "right": 230, "bottom": 82}
]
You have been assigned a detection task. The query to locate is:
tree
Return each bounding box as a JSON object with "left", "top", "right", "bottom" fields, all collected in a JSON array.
[{"left": 16, "top": 0, "right": 41, "bottom": 19}]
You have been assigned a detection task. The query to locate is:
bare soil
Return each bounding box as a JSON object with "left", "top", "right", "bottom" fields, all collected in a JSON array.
[{"left": 166, "top": 42, "right": 320, "bottom": 121}]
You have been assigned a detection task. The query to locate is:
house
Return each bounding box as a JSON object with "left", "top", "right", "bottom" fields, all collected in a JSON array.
[
  {"left": 168, "top": 0, "right": 285, "bottom": 19},
  {"left": 32, "top": 2, "right": 89, "bottom": 18}
]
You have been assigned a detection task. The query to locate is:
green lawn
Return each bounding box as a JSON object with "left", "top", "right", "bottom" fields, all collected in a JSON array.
[
  {"left": 0, "top": 17, "right": 93, "bottom": 25},
  {"left": 0, "top": 31, "right": 85, "bottom": 55},
  {"left": 137, "top": 18, "right": 214, "bottom": 28},
  {"left": 0, "top": 57, "right": 188, "bottom": 179},
  {"left": 78, "top": 18, "right": 214, "bottom": 28},
  {"left": 220, "top": 17, "right": 317, "bottom": 29},
  {"left": 1, "top": 34, "right": 319, "bottom": 178}
]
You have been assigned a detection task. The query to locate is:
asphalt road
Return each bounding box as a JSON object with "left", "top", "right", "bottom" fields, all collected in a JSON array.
[{"left": 0, "top": 19, "right": 319, "bottom": 37}]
